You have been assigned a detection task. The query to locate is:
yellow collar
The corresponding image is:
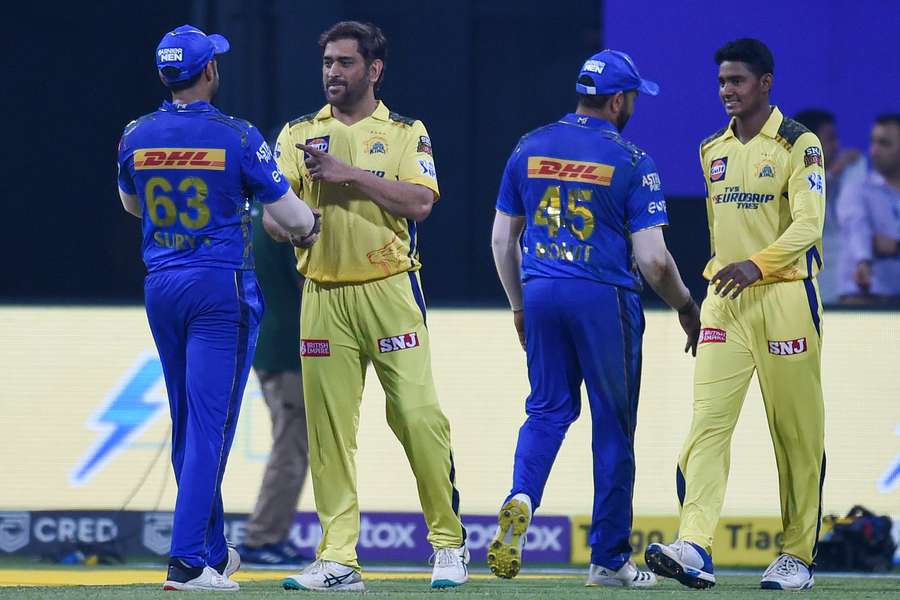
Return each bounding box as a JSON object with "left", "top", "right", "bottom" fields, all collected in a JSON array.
[
  {"left": 313, "top": 100, "right": 391, "bottom": 122},
  {"left": 722, "top": 105, "right": 783, "bottom": 140}
]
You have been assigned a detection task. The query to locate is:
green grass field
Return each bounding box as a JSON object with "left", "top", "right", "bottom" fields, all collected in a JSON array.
[{"left": 0, "top": 572, "right": 897, "bottom": 599}]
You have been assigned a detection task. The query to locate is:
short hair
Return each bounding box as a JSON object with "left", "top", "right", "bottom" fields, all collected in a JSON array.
[
  {"left": 319, "top": 21, "right": 388, "bottom": 91},
  {"left": 794, "top": 109, "right": 835, "bottom": 135},
  {"left": 161, "top": 68, "right": 203, "bottom": 92},
  {"left": 874, "top": 113, "right": 900, "bottom": 128},
  {"left": 576, "top": 77, "right": 612, "bottom": 110},
  {"left": 714, "top": 38, "right": 774, "bottom": 78}
]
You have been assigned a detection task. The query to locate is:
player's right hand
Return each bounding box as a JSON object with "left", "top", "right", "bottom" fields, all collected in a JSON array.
[
  {"left": 678, "top": 300, "right": 701, "bottom": 357},
  {"left": 291, "top": 208, "right": 322, "bottom": 249},
  {"left": 513, "top": 309, "right": 526, "bottom": 351}
]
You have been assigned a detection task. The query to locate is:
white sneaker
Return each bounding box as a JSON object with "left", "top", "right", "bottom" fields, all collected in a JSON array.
[
  {"left": 761, "top": 554, "right": 814, "bottom": 590},
  {"left": 645, "top": 539, "right": 716, "bottom": 589},
  {"left": 487, "top": 495, "right": 532, "bottom": 579},
  {"left": 431, "top": 545, "right": 469, "bottom": 588},
  {"left": 282, "top": 559, "right": 364, "bottom": 592},
  {"left": 163, "top": 564, "right": 239, "bottom": 591},
  {"left": 221, "top": 546, "right": 240, "bottom": 577},
  {"left": 585, "top": 561, "right": 657, "bottom": 587}
]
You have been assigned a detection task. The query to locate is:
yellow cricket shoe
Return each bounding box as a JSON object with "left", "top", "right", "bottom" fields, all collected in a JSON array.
[{"left": 487, "top": 496, "right": 531, "bottom": 579}]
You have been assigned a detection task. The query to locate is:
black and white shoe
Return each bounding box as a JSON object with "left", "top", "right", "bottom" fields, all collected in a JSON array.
[
  {"left": 163, "top": 559, "right": 239, "bottom": 591},
  {"left": 585, "top": 561, "right": 657, "bottom": 587}
]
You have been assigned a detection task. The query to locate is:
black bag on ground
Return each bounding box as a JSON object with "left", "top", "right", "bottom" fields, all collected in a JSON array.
[{"left": 816, "top": 505, "right": 896, "bottom": 572}]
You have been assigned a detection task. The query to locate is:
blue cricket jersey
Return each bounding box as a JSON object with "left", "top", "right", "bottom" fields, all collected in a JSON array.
[
  {"left": 117, "top": 100, "right": 290, "bottom": 272},
  {"left": 496, "top": 113, "right": 668, "bottom": 292}
]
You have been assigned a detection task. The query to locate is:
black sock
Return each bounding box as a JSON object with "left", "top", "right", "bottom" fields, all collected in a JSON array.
[
  {"left": 213, "top": 555, "right": 228, "bottom": 575},
  {"left": 167, "top": 558, "right": 204, "bottom": 583}
]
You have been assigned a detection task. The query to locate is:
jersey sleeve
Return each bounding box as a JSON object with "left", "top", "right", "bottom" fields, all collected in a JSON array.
[
  {"left": 242, "top": 125, "right": 290, "bottom": 204},
  {"left": 625, "top": 154, "right": 668, "bottom": 233},
  {"left": 495, "top": 143, "right": 525, "bottom": 216},
  {"left": 397, "top": 120, "right": 440, "bottom": 199},
  {"left": 116, "top": 132, "right": 136, "bottom": 195},
  {"left": 700, "top": 145, "right": 716, "bottom": 259},
  {"left": 274, "top": 123, "right": 304, "bottom": 197},
  {"left": 749, "top": 132, "right": 826, "bottom": 277}
]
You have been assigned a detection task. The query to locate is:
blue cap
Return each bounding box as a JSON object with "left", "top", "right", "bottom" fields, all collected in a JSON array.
[
  {"left": 156, "top": 25, "right": 230, "bottom": 85},
  {"left": 575, "top": 50, "right": 659, "bottom": 97}
]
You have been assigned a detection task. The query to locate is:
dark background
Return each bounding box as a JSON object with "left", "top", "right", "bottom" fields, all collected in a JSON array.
[{"left": 6, "top": 0, "right": 890, "bottom": 306}]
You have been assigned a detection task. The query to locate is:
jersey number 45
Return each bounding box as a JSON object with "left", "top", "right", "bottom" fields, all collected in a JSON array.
[{"left": 534, "top": 185, "right": 595, "bottom": 240}]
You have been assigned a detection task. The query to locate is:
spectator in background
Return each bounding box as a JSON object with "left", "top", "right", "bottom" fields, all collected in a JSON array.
[
  {"left": 237, "top": 202, "right": 310, "bottom": 565},
  {"left": 838, "top": 114, "right": 900, "bottom": 304},
  {"left": 794, "top": 109, "right": 867, "bottom": 304}
]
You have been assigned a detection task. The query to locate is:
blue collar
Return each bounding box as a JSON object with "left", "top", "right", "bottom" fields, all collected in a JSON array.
[
  {"left": 559, "top": 112, "right": 617, "bottom": 131},
  {"left": 160, "top": 99, "right": 217, "bottom": 113}
]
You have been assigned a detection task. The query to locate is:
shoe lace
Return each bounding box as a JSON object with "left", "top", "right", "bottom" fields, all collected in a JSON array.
[
  {"left": 302, "top": 559, "right": 327, "bottom": 575},
  {"left": 429, "top": 548, "right": 459, "bottom": 568},
  {"left": 772, "top": 555, "right": 801, "bottom": 577}
]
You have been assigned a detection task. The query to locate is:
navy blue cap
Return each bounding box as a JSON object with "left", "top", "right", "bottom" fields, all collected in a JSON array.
[
  {"left": 156, "top": 25, "right": 230, "bottom": 85},
  {"left": 575, "top": 50, "right": 659, "bottom": 97}
]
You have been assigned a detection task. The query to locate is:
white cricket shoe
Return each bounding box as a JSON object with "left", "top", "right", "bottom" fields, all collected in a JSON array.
[
  {"left": 431, "top": 545, "right": 470, "bottom": 588},
  {"left": 163, "top": 564, "right": 239, "bottom": 592},
  {"left": 281, "top": 559, "right": 364, "bottom": 592},
  {"left": 215, "top": 546, "right": 240, "bottom": 577},
  {"left": 645, "top": 539, "right": 716, "bottom": 589},
  {"left": 760, "top": 554, "right": 815, "bottom": 590},
  {"left": 585, "top": 561, "right": 657, "bottom": 587}
]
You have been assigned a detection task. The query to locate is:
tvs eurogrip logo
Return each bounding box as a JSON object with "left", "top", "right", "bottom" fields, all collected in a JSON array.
[
  {"left": 134, "top": 148, "right": 226, "bottom": 170},
  {"left": 527, "top": 156, "right": 615, "bottom": 185}
]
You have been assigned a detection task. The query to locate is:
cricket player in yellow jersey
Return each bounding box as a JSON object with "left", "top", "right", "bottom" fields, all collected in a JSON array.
[
  {"left": 267, "top": 22, "right": 467, "bottom": 592},
  {"left": 646, "top": 39, "right": 826, "bottom": 591}
]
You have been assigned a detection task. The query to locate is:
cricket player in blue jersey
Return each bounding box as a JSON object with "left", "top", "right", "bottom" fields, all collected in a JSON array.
[
  {"left": 116, "top": 25, "right": 319, "bottom": 592},
  {"left": 488, "top": 50, "right": 701, "bottom": 587}
]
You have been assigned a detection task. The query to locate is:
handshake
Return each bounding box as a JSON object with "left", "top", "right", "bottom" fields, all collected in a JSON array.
[{"left": 263, "top": 206, "right": 322, "bottom": 248}]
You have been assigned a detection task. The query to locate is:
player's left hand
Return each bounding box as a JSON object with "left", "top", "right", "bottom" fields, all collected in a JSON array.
[
  {"left": 296, "top": 143, "right": 355, "bottom": 184},
  {"left": 712, "top": 260, "right": 762, "bottom": 299}
]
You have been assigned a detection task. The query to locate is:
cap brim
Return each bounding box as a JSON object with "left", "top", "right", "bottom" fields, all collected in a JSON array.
[
  {"left": 209, "top": 34, "right": 230, "bottom": 55},
  {"left": 638, "top": 79, "right": 660, "bottom": 96}
]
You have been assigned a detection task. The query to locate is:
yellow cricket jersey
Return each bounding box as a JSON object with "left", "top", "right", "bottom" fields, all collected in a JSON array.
[
  {"left": 275, "top": 101, "right": 440, "bottom": 284},
  {"left": 700, "top": 106, "right": 826, "bottom": 284}
]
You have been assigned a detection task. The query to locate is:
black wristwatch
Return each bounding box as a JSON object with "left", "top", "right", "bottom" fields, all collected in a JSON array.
[{"left": 308, "top": 211, "right": 322, "bottom": 236}]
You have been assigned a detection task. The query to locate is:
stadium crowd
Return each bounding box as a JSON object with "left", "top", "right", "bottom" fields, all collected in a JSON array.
[{"left": 795, "top": 110, "right": 900, "bottom": 305}]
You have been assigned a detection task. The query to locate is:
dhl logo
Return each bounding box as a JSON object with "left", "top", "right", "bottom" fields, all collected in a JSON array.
[
  {"left": 527, "top": 156, "right": 615, "bottom": 185},
  {"left": 134, "top": 148, "right": 226, "bottom": 171}
]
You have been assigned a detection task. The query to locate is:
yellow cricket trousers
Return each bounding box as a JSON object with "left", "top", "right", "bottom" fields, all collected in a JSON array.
[
  {"left": 678, "top": 279, "right": 825, "bottom": 566},
  {"left": 299, "top": 271, "right": 464, "bottom": 569}
]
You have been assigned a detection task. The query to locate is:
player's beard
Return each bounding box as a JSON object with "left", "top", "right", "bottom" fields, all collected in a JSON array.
[
  {"left": 324, "top": 75, "right": 369, "bottom": 110},
  {"left": 615, "top": 108, "right": 632, "bottom": 132}
]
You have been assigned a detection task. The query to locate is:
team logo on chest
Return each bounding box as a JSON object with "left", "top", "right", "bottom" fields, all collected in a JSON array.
[
  {"left": 755, "top": 158, "right": 776, "bottom": 178},
  {"left": 364, "top": 135, "right": 388, "bottom": 154},
  {"left": 709, "top": 157, "right": 728, "bottom": 182}
]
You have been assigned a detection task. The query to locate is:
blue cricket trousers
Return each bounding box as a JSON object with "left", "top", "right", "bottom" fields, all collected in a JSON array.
[
  {"left": 145, "top": 266, "right": 262, "bottom": 567},
  {"left": 509, "top": 276, "right": 644, "bottom": 570}
]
